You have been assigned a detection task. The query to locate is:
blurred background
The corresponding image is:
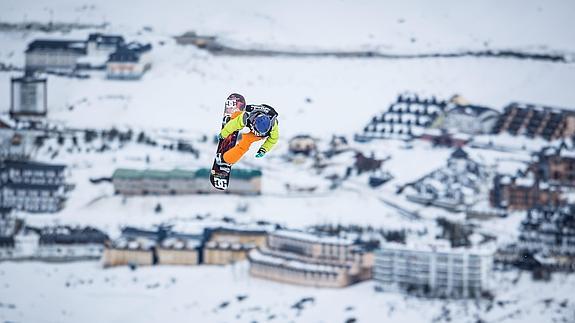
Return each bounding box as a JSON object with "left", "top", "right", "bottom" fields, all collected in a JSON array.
[{"left": 1, "top": 0, "right": 574, "bottom": 322}]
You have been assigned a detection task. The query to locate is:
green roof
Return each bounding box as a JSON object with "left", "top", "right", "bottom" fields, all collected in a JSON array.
[{"left": 113, "top": 167, "right": 262, "bottom": 180}]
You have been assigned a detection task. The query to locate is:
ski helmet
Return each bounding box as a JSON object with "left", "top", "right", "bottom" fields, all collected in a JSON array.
[{"left": 253, "top": 114, "right": 272, "bottom": 135}]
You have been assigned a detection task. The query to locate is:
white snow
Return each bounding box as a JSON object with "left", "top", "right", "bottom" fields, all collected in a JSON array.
[{"left": 1, "top": 0, "right": 575, "bottom": 322}]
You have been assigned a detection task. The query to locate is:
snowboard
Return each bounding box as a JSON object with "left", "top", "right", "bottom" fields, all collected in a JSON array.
[{"left": 210, "top": 93, "right": 246, "bottom": 190}]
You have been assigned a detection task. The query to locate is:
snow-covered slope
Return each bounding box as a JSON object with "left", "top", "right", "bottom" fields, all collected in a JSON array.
[{"left": 1, "top": 0, "right": 575, "bottom": 322}]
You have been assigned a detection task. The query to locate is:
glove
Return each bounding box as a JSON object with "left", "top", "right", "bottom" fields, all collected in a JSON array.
[{"left": 255, "top": 148, "right": 266, "bottom": 158}]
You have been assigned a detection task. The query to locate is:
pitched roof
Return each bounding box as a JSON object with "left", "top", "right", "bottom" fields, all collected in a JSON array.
[
  {"left": 87, "top": 33, "right": 125, "bottom": 45},
  {"left": 26, "top": 39, "right": 86, "bottom": 54},
  {"left": 113, "top": 168, "right": 262, "bottom": 180},
  {"left": 108, "top": 43, "right": 152, "bottom": 63},
  {"left": 451, "top": 147, "right": 469, "bottom": 159},
  {"left": 3, "top": 159, "right": 66, "bottom": 171}
]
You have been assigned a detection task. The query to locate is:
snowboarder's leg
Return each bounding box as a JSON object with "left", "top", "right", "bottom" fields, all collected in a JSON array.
[{"left": 223, "top": 132, "right": 262, "bottom": 164}]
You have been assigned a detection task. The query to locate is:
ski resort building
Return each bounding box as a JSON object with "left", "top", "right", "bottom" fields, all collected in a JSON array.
[
  {"left": 24, "top": 34, "right": 151, "bottom": 74},
  {"left": 356, "top": 93, "right": 447, "bottom": 141},
  {"left": 0, "top": 129, "right": 35, "bottom": 161},
  {"left": 374, "top": 241, "right": 494, "bottom": 298},
  {"left": 10, "top": 71, "right": 47, "bottom": 120},
  {"left": 202, "top": 227, "right": 268, "bottom": 265},
  {"left": 1, "top": 222, "right": 109, "bottom": 262},
  {"left": 86, "top": 33, "right": 125, "bottom": 56},
  {"left": 519, "top": 205, "right": 575, "bottom": 256},
  {"left": 288, "top": 135, "right": 317, "bottom": 156},
  {"left": 404, "top": 148, "right": 490, "bottom": 212},
  {"left": 103, "top": 226, "right": 204, "bottom": 267},
  {"left": 530, "top": 144, "right": 575, "bottom": 187},
  {"left": 492, "top": 102, "right": 575, "bottom": 140},
  {"left": 248, "top": 230, "right": 373, "bottom": 288},
  {"left": 35, "top": 226, "right": 109, "bottom": 261},
  {"left": 112, "top": 168, "right": 262, "bottom": 195},
  {"left": 490, "top": 174, "right": 564, "bottom": 210},
  {"left": 25, "top": 39, "right": 86, "bottom": 71},
  {"left": 442, "top": 104, "right": 500, "bottom": 135},
  {"left": 106, "top": 43, "right": 152, "bottom": 80},
  {"left": 0, "top": 160, "right": 70, "bottom": 213},
  {"left": 156, "top": 237, "right": 201, "bottom": 266}
]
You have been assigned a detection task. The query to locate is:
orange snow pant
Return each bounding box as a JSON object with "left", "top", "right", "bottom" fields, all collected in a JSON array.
[
  {"left": 223, "top": 132, "right": 263, "bottom": 164},
  {"left": 223, "top": 111, "right": 263, "bottom": 164}
]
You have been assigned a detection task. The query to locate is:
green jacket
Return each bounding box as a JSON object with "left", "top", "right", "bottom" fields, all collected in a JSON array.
[{"left": 220, "top": 111, "right": 279, "bottom": 152}]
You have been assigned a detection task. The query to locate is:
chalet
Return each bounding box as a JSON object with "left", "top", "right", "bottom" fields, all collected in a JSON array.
[
  {"left": 490, "top": 174, "right": 564, "bottom": 210},
  {"left": 203, "top": 241, "right": 253, "bottom": 265},
  {"left": 248, "top": 230, "right": 372, "bottom": 288},
  {"left": 0, "top": 214, "right": 21, "bottom": 259},
  {"left": 106, "top": 43, "right": 152, "bottom": 80},
  {"left": 25, "top": 39, "right": 86, "bottom": 71},
  {"left": 374, "top": 241, "right": 494, "bottom": 298},
  {"left": 86, "top": 33, "right": 125, "bottom": 56},
  {"left": 112, "top": 167, "right": 262, "bottom": 195},
  {"left": 442, "top": 104, "right": 500, "bottom": 135},
  {"left": 492, "top": 102, "right": 575, "bottom": 140},
  {"left": 202, "top": 227, "right": 268, "bottom": 265},
  {"left": 103, "top": 226, "right": 204, "bottom": 267},
  {"left": 0, "top": 160, "right": 69, "bottom": 213},
  {"left": 531, "top": 144, "right": 575, "bottom": 187},
  {"left": 157, "top": 237, "right": 201, "bottom": 265},
  {"left": 103, "top": 237, "right": 155, "bottom": 267},
  {"left": 0, "top": 130, "right": 35, "bottom": 161},
  {"left": 404, "top": 148, "right": 490, "bottom": 212},
  {"left": 419, "top": 129, "right": 470, "bottom": 148},
  {"left": 36, "top": 226, "right": 109, "bottom": 260},
  {"left": 288, "top": 135, "right": 317, "bottom": 156},
  {"left": 519, "top": 205, "right": 575, "bottom": 257},
  {"left": 356, "top": 93, "right": 447, "bottom": 141},
  {"left": 10, "top": 71, "right": 47, "bottom": 119}
]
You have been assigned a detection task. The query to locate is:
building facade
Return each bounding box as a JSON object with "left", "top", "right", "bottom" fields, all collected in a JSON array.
[
  {"left": 156, "top": 237, "right": 200, "bottom": 265},
  {"left": 86, "top": 33, "right": 125, "bottom": 56},
  {"left": 374, "top": 242, "right": 494, "bottom": 298},
  {"left": 519, "top": 205, "right": 575, "bottom": 256},
  {"left": 288, "top": 135, "right": 317, "bottom": 156},
  {"left": 106, "top": 43, "right": 152, "bottom": 80},
  {"left": 0, "top": 129, "right": 35, "bottom": 161},
  {"left": 490, "top": 174, "right": 563, "bottom": 210},
  {"left": 10, "top": 72, "right": 47, "bottom": 119},
  {"left": 492, "top": 102, "right": 575, "bottom": 140},
  {"left": 531, "top": 145, "right": 575, "bottom": 187},
  {"left": 442, "top": 104, "right": 500, "bottom": 135},
  {"left": 36, "top": 226, "right": 109, "bottom": 260},
  {"left": 112, "top": 168, "right": 262, "bottom": 195},
  {"left": 248, "top": 230, "right": 372, "bottom": 288},
  {"left": 0, "top": 160, "right": 69, "bottom": 213},
  {"left": 25, "top": 40, "right": 86, "bottom": 71},
  {"left": 102, "top": 238, "right": 155, "bottom": 267},
  {"left": 103, "top": 226, "right": 204, "bottom": 267},
  {"left": 356, "top": 93, "right": 447, "bottom": 141},
  {"left": 405, "top": 148, "right": 490, "bottom": 212},
  {"left": 202, "top": 227, "right": 268, "bottom": 265}
]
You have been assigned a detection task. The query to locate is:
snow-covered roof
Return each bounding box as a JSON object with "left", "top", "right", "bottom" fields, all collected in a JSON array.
[
  {"left": 380, "top": 241, "right": 496, "bottom": 256},
  {"left": 271, "top": 230, "right": 355, "bottom": 246},
  {"left": 248, "top": 249, "right": 346, "bottom": 274}
]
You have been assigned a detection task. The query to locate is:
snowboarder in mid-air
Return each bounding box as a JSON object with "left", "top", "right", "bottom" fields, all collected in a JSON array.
[{"left": 216, "top": 103, "right": 279, "bottom": 166}]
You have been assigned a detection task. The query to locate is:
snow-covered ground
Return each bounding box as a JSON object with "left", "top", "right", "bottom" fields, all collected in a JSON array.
[
  {"left": 1, "top": 0, "right": 575, "bottom": 322},
  {"left": 1, "top": 261, "right": 574, "bottom": 323}
]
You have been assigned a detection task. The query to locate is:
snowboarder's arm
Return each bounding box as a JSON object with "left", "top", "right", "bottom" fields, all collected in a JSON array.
[
  {"left": 259, "top": 121, "right": 279, "bottom": 153},
  {"left": 220, "top": 112, "right": 245, "bottom": 138}
]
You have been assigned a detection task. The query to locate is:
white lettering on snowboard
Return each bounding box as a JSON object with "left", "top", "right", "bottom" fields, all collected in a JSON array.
[{"left": 213, "top": 177, "right": 228, "bottom": 189}]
